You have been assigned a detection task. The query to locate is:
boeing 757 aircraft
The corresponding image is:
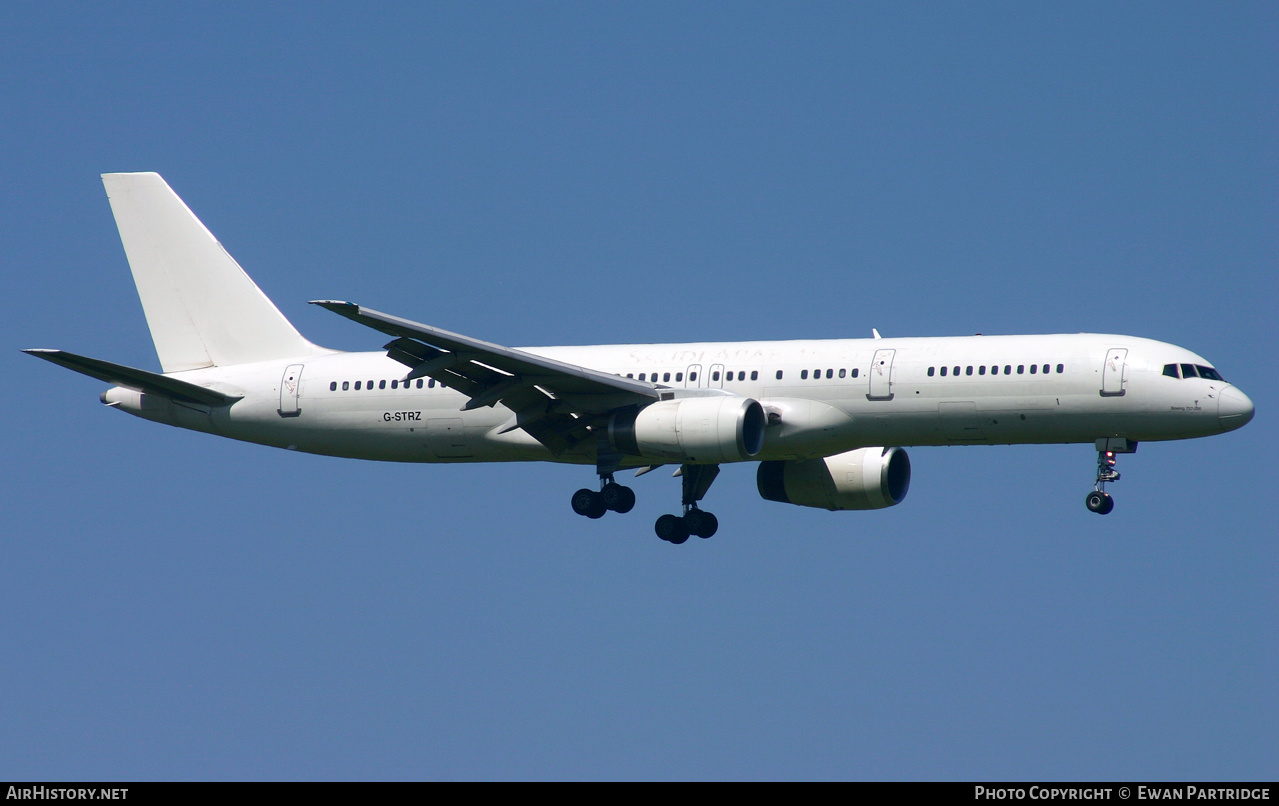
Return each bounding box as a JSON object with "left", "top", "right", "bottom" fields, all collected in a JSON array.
[{"left": 26, "top": 173, "right": 1255, "bottom": 543}]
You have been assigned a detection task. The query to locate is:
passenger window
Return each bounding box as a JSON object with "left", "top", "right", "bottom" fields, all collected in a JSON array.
[
  {"left": 638, "top": 373, "right": 646, "bottom": 381},
  {"left": 1056, "top": 364, "right": 1064, "bottom": 374},
  {"left": 751, "top": 371, "right": 758, "bottom": 381},
  {"left": 626, "top": 373, "right": 633, "bottom": 378},
  {"left": 775, "top": 370, "right": 783, "bottom": 380},
  {"left": 966, "top": 366, "right": 973, "bottom": 376},
  {"left": 801, "top": 370, "right": 808, "bottom": 380},
  {"left": 951, "top": 367, "right": 958, "bottom": 377},
  {"left": 1042, "top": 365, "right": 1049, "bottom": 374},
  {"left": 663, "top": 372, "right": 670, "bottom": 382},
  {"left": 1181, "top": 364, "right": 1198, "bottom": 379},
  {"left": 740, "top": 371, "right": 747, "bottom": 381},
  {"left": 1005, "top": 365, "right": 1011, "bottom": 375},
  {"left": 979, "top": 366, "right": 986, "bottom": 375},
  {"left": 690, "top": 372, "right": 698, "bottom": 381},
  {"left": 355, "top": 381, "right": 362, "bottom": 390},
  {"left": 712, "top": 371, "right": 721, "bottom": 381},
  {"left": 330, "top": 381, "right": 337, "bottom": 391},
  {"left": 1018, "top": 365, "right": 1025, "bottom": 374},
  {"left": 991, "top": 366, "right": 998, "bottom": 375},
  {"left": 825, "top": 369, "right": 832, "bottom": 379},
  {"left": 342, "top": 381, "right": 349, "bottom": 391},
  {"left": 676, "top": 372, "right": 683, "bottom": 382},
  {"left": 367, "top": 380, "right": 374, "bottom": 389},
  {"left": 1030, "top": 365, "right": 1037, "bottom": 374},
  {"left": 839, "top": 368, "right": 846, "bottom": 378},
  {"left": 928, "top": 367, "right": 935, "bottom": 377},
  {"left": 940, "top": 366, "right": 947, "bottom": 377},
  {"left": 1163, "top": 364, "right": 1180, "bottom": 378},
  {"left": 379, "top": 380, "right": 386, "bottom": 390}
]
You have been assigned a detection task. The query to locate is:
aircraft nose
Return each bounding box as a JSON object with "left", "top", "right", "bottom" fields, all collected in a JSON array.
[{"left": 1218, "top": 386, "right": 1255, "bottom": 431}]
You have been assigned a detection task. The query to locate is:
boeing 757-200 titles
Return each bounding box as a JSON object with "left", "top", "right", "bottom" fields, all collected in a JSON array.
[{"left": 25, "top": 173, "right": 1255, "bottom": 543}]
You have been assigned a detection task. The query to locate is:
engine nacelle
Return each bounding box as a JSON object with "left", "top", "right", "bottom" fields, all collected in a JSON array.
[
  {"left": 757, "top": 446, "right": 911, "bottom": 511},
  {"left": 610, "top": 396, "right": 767, "bottom": 464}
]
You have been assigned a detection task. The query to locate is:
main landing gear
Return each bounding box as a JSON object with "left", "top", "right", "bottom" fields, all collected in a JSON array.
[
  {"left": 1086, "top": 438, "right": 1136, "bottom": 515},
  {"left": 568, "top": 459, "right": 722, "bottom": 544},
  {"left": 571, "top": 439, "right": 637, "bottom": 520},
  {"left": 654, "top": 464, "right": 720, "bottom": 544},
  {"left": 571, "top": 476, "right": 636, "bottom": 519}
]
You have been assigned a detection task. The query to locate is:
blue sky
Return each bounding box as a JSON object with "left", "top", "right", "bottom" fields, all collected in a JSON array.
[{"left": 2, "top": 2, "right": 1275, "bottom": 780}]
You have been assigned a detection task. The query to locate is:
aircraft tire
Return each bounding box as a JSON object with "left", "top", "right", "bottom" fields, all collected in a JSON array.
[
  {"left": 1086, "top": 491, "right": 1113, "bottom": 515},
  {"left": 572, "top": 488, "right": 607, "bottom": 519},
  {"left": 655, "top": 514, "right": 689, "bottom": 543},
  {"left": 602, "top": 483, "right": 636, "bottom": 514},
  {"left": 685, "top": 509, "right": 718, "bottom": 539}
]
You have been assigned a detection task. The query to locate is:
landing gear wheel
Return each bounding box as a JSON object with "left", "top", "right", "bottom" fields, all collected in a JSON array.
[
  {"left": 602, "top": 483, "right": 636, "bottom": 514},
  {"left": 655, "top": 514, "right": 690, "bottom": 544},
  {"left": 684, "top": 509, "right": 719, "bottom": 539},
  {"left": 571, "top": 488, "right": 607, "bottom": 519},
  {"left": 1085, "top": 491, "right": 1114, "bottom": 515}
]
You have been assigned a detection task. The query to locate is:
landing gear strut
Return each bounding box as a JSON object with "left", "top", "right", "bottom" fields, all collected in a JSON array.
[
  {"left": 655, "top": 464, "right": 720, "bottom": 544},
  {"left": 1086, "top": 438, "right": 1136, "bottom": 515}
]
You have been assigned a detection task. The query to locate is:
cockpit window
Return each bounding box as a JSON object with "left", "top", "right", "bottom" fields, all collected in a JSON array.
[
  {"left": 1196, "top": 365, "right": 1224, "bottom": 382},
  {"left": 1180, "top": 364, "right": 1199, "bottom": 379},
  {"left": 1163, "top": 364, "right": 1179, "bottom": 379}
]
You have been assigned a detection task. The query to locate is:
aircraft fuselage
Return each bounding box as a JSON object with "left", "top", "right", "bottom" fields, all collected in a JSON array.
[{"left": 105, "top": 332, "right": 1249, "bottom": 465}]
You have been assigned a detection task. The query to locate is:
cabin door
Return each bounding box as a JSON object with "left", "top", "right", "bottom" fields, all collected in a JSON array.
[
  {"left": 278, "top": 364, "right": 304, "bottom": 417},
  {"left": 1101, "top": 349, "right": 1128, "bottom": 397},
  {"left": 867, "top": 349, "right": 896, "bottom": 400}
]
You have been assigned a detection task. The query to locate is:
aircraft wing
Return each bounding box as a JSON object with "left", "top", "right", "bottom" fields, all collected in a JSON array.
[{"left": 312, "top": 301, "right": 661, "bottom": 454}]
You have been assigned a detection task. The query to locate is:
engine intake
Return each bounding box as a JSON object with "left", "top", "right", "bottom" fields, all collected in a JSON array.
[
  {"left": 757, "top": 446, "right": 911, "bottom": 510},
  {"left": 610, "top": 396, "right": 767, "bottom": 464}
]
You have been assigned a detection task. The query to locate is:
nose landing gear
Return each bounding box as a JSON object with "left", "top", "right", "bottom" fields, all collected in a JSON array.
[{"left": 1086, "top": 438, "right": 1136, "bottom": 515}]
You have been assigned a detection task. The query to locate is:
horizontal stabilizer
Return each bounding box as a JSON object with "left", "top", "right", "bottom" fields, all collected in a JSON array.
[{"left": 23, "top": 349, "right": 240, "bottom": 407}]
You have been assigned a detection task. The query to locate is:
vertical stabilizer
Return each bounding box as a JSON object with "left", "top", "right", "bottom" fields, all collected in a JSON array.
[{"left": 102, "top": 172, "right": 320, "bottom": 371}]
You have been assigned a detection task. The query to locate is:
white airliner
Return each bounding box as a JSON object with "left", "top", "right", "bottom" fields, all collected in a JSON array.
[{"left": 26, "top": 173, "right": 1255, "bottom": 543}]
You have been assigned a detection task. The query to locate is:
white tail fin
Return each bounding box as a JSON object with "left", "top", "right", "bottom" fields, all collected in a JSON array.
[{"left": 102, "top": 172, "right": 321, "bottom": 371}]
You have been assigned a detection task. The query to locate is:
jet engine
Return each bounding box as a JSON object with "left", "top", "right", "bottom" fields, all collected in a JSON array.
[
  {"left": 609, "top": 396, "right": 767, "bottom": 464},
  {"left": 757, "top": 446, "right": 911, "bottom": 510}
]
